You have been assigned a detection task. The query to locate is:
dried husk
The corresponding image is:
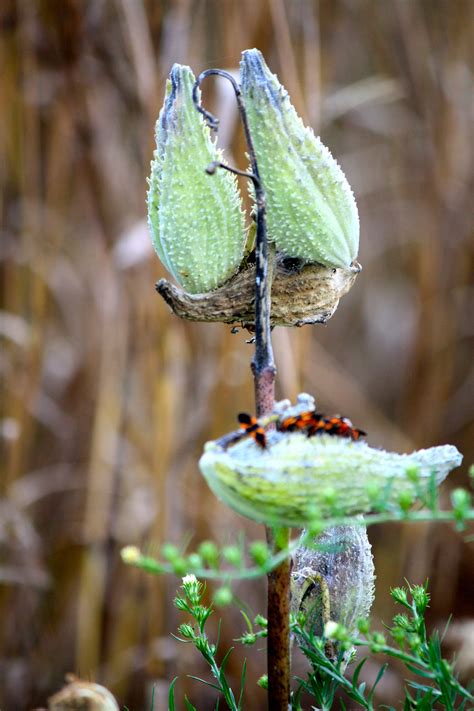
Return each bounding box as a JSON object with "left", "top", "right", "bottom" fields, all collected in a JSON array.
[
  {"left": 156, "top": 258, "right": 360, "bottom": 328},
  {"left": 48, "top": 677, "right": 119, "bottom": 711}
]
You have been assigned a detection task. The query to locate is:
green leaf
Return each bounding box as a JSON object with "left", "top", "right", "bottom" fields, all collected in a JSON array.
[
  {"left": 239, "top": 610, "right": 253, "bottom": 634},
  {"left": 220, "top": 645, "right": 234, "bottom": 672},
  {"left": 184, "top": 696, "right": 198, "bottom": 711},
  {"left": 238, "top": 659, "right": 247, "bottom": 710},
  {"left": 405, "top": 664, "right": 435, "bottom": 679},
  {"left": 352, "top": 657, "right": 368, "bottom": 688},
  {"left": 168, "top": 677, "right": 179, "bottom": 711},
  {"left": 368, "top": 663, "right": 388, "bottom": 702},
  {"left": 187, "top": 675, "right": 221, "bottom": 692}
]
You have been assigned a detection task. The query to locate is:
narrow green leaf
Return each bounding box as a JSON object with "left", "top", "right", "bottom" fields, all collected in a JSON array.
[
  {"left": 187, "top": 675, "right": 221, "bottom": 691},
  {"left": 238, "top": 659, "right": 247, "bottom": 710},
  {"left": 220, "top": 645, "right": 234, "bottom": 672},
  {"left": 184, "top": 696, "right": 198, "bottom": 711},
  {"left": 352, "top": 657, "right": 368, "bottom": 688},
  {"left": 368, "top": 663, "right": 388, "bottom": 702},
  {"left": 168, "top": 677, "right": 179, "bottom": 711},
  {"left": 239, "top": 610, "right": 253, "bottom": 634},
  {"left": 405, "top": 663, "right": 435, "bottom": 679}
]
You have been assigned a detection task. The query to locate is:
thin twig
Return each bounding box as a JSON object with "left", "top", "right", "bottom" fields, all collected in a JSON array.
[{"left": 193, "top": 70, "right": 290, "bottom": 710}]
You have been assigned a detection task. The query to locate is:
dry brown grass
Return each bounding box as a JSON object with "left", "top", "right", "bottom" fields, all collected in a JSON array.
[{"left": 1, "top": 1, "right": 473, "bottom": 708}]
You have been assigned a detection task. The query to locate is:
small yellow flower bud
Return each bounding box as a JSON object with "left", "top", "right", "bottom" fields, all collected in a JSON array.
[{"left": 120, "top": 545, "right": 141, "bottom": 565}]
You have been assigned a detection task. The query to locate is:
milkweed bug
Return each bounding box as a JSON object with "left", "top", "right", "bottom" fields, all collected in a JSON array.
[{"left": 237, "top": 412, "right": 267, "bottom": 448}]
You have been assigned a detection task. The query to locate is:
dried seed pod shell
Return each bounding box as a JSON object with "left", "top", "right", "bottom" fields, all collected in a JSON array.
[
  {"left": 147, "top": 64, "right": 246, "bottom": 293},
  {"left": 291, "top": 523, "right": 375, "bottom": 639},
  {"left": 199, "top": 433, "right": 462, "bottom": 527},
  {"left": 49, "top": 677, "right": 119, "bottom": 710},
  {"left": 241, "top": 49, "right": 359, "bottom": 269},
  {"left": 156, "top": 259, "right": 360, "bottom": 328}
]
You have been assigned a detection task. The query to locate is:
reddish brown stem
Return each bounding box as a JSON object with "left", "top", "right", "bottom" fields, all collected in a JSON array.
[{"left": 265, "top": 526, "right": 291, "bottom": 710}]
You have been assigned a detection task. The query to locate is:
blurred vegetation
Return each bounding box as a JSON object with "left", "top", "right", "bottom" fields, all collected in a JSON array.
[{"left": 1, "top": 1, "right": 473, "bottom": 708}]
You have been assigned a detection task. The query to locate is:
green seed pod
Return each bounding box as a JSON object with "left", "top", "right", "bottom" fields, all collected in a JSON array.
[
  {"left": 241, "top": 49, "right": 359, "bottom": 269},
  {"left": 291, "top": 523, "right": 374, "bottom": 643},
  {"left": 147, "top": 64, "right": 246, "bottom": 293},
  {"left": 199, "top": 431, "right": 462, "bottom": 527}
]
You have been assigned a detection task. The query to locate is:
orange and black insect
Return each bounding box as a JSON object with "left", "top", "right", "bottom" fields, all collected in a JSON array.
[
  {"left": 278, "top": 410, "right": 319, "bottom": 433},
  {"left": 321, "top": 415, "right": 366, "bottom": 440},
  {"left": 278, "top": 410, "right": 326, "bottom": 435},
  {"left": 237, "top": 412, "right": 267, "bottom": 448},
  {"left": 278, "top": 410, "right": 366, "bottom": 441}
]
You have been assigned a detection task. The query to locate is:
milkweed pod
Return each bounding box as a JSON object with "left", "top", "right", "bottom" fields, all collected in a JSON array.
[
  {"left": 147, "top": 64, "right": 246, "bottom": 293},
  {"left": 291, "top": 523, "right": 375, "bottom": 641},
  {"left": 240, "top": 49, "right": 359, "bottom": 269},
  {"left": 199, "top": 433, "right": 462, "bottom": 527}
]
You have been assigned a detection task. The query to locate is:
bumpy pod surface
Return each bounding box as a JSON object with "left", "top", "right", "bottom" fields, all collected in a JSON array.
[
  {"left": 241, "top": 49, "right": 359, "bottom": 269},
  {"left": 147, "top": 65, "right": 246, "bottom": 293},
  {"left": 199, "top": 434, "right": 462, "bottom": 527},
  {"left": 291, "top": 523, "right": 375, "bottom": 638}
]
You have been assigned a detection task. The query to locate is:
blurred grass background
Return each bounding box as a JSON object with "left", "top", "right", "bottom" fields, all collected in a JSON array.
[{"left": 1, "top": 0, "right": 473, "bottom": 708}]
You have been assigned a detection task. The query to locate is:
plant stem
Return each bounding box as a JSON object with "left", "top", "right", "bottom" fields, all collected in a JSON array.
[
  {"left": 265, "top": 526, "right": 291, "bottom": 709},
  {"left": 239, "top": 72, "right": 291, "bottom": 711},
  {"left": 193, "top": 69, "right": 291, "bottom": 709},
  {"left": 251, "top": 180, "right": 290, "bottom": 710}
]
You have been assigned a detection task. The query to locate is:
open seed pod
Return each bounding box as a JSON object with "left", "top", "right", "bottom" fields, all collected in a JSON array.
[
  {"left": 291, "top": 523, "right": 375, "bottom": 640},
  {"left": 199, "top": 397, "right": 462, "bottom": 527},
  {"left": 156, "top": 257, "right": 360, "bottom": 328},
  {"left": 291, "top": 523, "right": 374, "bottom": 666}
]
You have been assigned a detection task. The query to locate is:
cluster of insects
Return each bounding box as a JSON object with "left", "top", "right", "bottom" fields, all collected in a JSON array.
[{"left": 237, "top": 410, "right": 366, "bottom": 449}]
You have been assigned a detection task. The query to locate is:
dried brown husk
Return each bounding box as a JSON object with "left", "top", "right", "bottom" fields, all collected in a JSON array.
[{"left": 156, "top": 257, "right": 360, "bottom": 328}]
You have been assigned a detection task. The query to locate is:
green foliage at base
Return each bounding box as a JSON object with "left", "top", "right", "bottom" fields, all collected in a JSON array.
[{"left": 249, "top": 583, "right": 473, "bottom": 710}]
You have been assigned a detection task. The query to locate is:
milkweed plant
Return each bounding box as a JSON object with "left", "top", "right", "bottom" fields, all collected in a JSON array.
[{"left": 121, "top": 49, "right": 474, "bottom": 710}]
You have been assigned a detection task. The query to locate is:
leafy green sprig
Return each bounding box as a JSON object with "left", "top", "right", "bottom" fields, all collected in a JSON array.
[
  {"left": 168, "top": 574, "right": 247, "bottom": 711},
  {"left": 122, "top": 472, "right": 474, "bottom": 584},
  {"left": 169, "top": 578, "right": 473, "bottom": 710},
  {"left": 290, "top": 582, "right": 473, "bottom": 710}
]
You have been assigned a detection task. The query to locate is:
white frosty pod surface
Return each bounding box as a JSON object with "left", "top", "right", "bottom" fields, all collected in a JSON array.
[
  {"left": 291, "top": 523, "right": 375, "bottom": 637},
  {"left": 147, "top": 64, "right": 246, "bottom": 293},
  {"left": 199, "top": 433, "right": 462, "bottom": 527},
  {"left": 241, "top": 49, "right": 359, "bottom": 269}
]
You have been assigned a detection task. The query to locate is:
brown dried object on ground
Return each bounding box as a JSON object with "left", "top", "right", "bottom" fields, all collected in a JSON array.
[
  {"left": 156, "top": 256, "right": 361, "bottom": 329},
  {"left": 48, "top": 675, "right": 119, "bottom": 711}
]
